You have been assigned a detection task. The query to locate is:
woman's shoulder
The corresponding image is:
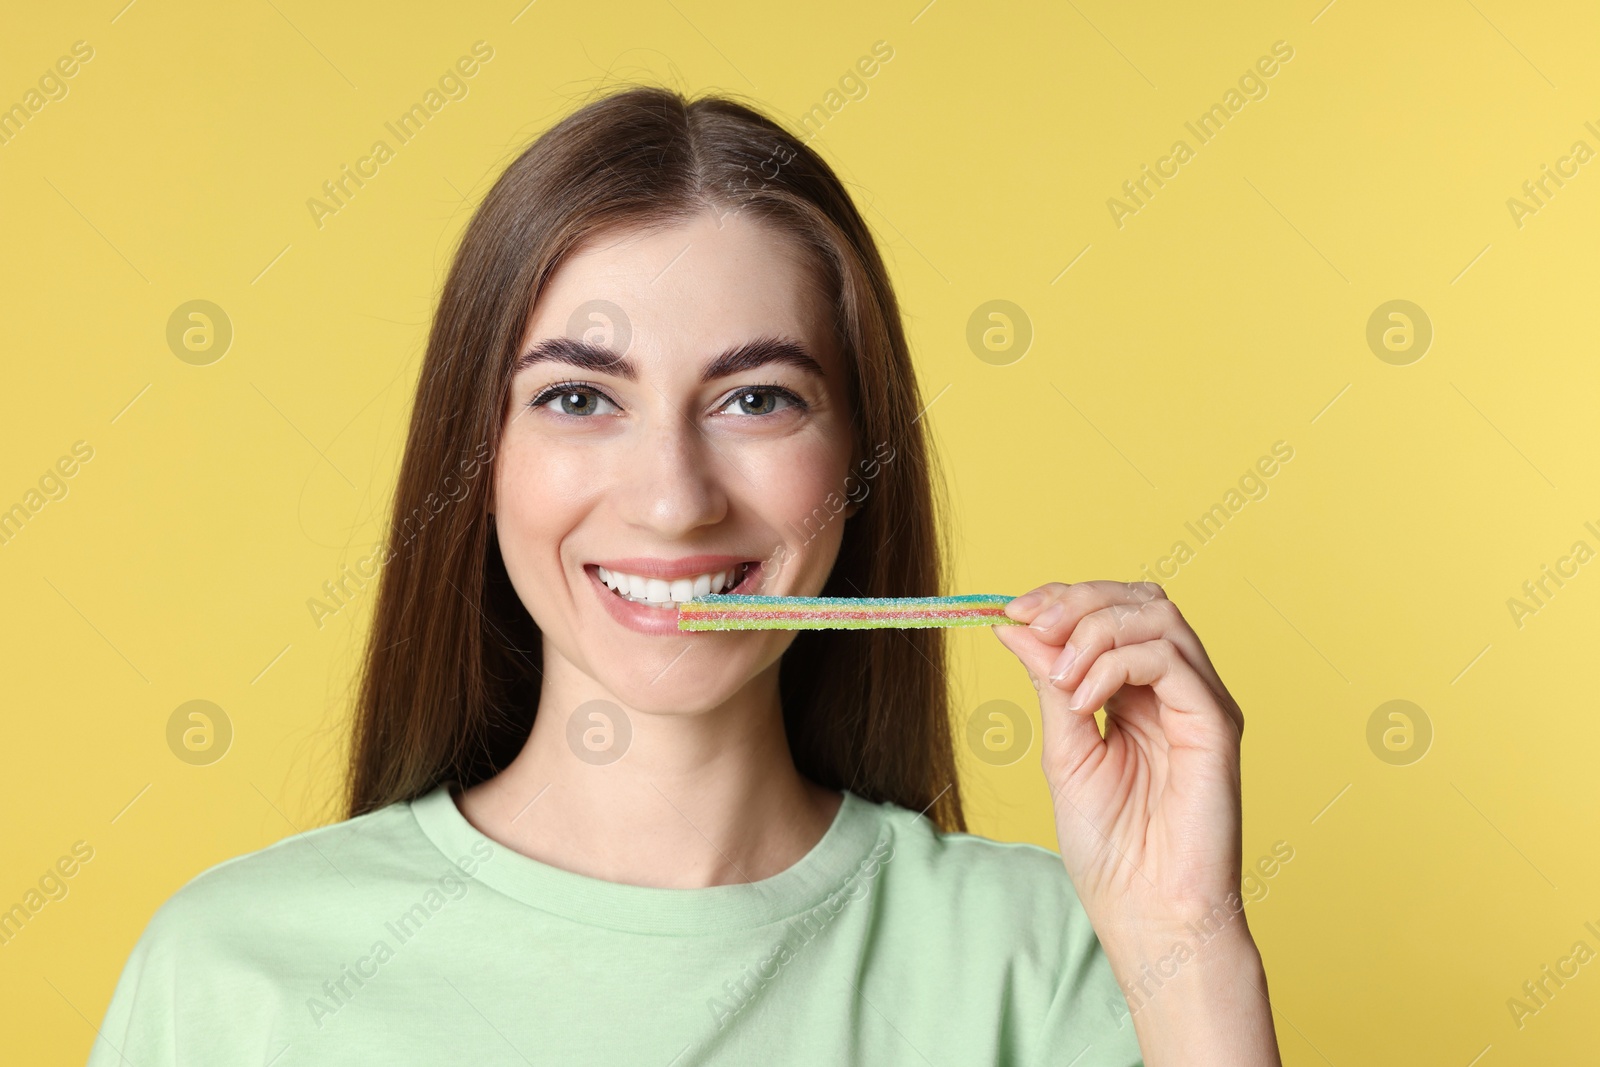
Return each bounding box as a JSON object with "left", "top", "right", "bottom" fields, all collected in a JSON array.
[
  {"left": 855, "top": 792, "right": 1092, "bottom": 927},
  {"left": 87, "top": 793, "right": 482, "bottom": 1065},
  {"left": 849, "top": 793, "right": 1124, "bottom": 1039},
  {"left": 138, "top": 795, "right": 429, "bottom": 951}
]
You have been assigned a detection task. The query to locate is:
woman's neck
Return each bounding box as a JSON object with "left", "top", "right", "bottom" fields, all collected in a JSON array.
[{"left": 455, "top": 651, "right": 843, "bottom": 889}]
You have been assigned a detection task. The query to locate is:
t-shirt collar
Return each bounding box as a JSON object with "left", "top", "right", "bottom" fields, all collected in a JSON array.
[{"left": 409, "top": 780, "right": 884, "bottom": 934}]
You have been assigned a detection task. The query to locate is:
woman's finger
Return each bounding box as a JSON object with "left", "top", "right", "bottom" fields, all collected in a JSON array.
[
  {"left": 1065, "top": 638, "right": 1239, "bottom": 746},
  {"left": 1014, "top": 583, "right": 1243, "bottom": 737},
  {"left": 1045, "top": 597, "right": 1180, "bottom": 687},
  {"left": 1005, "top": 580, "right": 1166, "bottom": 635}
]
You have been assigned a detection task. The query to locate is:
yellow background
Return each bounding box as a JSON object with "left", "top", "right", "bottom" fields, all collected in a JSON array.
[{"left": 3, "top": 0, "right": 1597, "bottom": 1062}]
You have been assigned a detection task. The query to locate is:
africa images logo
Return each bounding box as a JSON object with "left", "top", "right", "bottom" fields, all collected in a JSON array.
[
  {"left": 706, "top": 837, "right": 895, "bottom": 1029},
  {"left": 304, "top": 842, "right": 493, "bottom": 1029}
]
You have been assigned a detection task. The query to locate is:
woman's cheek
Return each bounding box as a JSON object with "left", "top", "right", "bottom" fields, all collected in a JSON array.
[
  {"left": 499, "top": 438, "right": 599, "bottom": 520},
  {"left": 494, "top": 442, "right": 590, "bottom": 596},
  {"left": 747, "top": 438, "right": 851, "bottom": 581}
]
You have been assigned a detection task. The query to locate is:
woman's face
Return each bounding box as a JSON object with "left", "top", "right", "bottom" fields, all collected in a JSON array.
[{"left": 493, "top": 208, "right": 859, "bottom": 711}]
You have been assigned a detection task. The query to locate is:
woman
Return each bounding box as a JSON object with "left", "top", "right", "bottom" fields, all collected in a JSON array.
[{"left": 89, "top": 86, "right": 1280, "bottom": 1065}]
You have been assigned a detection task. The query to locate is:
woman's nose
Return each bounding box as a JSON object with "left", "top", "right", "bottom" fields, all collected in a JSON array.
[{"left": 614, "top": 416, "right": 732, "bottom": 536}]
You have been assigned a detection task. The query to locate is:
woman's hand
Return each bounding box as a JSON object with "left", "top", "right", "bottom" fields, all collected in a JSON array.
[
  {"left": 994, "top": 580, "right": 1244, "bottom": 931},
  {"left": 992, "top": 581, "right": 1280, "bottom": 1065}
]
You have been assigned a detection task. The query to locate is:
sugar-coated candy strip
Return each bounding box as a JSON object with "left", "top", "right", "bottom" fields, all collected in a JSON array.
[{"left": 676, "top": 593, "right": 1023, "bottom": 631}]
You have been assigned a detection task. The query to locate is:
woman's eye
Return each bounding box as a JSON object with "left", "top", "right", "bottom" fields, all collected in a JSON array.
[
  {"left": 720, "top": 388, "right": 800, "bottom": 417},
  {"left": 528, "top": 384, "right": 804, "bottom": 419},
  {"left": 531, "top": 386, "right": 617, "bottom": 417}
]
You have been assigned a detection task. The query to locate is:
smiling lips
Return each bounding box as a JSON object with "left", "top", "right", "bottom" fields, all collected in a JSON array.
[
  {"left": 597, "top": 563, "right": 751, "bottom": 608},
  {"left": 588, "top": 554, "right": 762, "bottom": 614}
]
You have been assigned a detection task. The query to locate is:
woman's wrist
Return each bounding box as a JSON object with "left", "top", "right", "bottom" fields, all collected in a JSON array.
[{"left": 1096, "top": 917, "right": 1281, "bottom": 1067}]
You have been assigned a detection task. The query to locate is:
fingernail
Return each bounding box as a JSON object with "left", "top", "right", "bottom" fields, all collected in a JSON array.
[
  {"left": 1009, "top": 591, "right": 1045, "bottom": 614},
  {"left": 1030, "top": 603, "right": 1066, "bottom": 631},
  {"left": 1048, "top": 643, "right": 1078, "bottom": 681},
  {"left": 1067, "top": 688, "right": 1084, "bottom": 711}
]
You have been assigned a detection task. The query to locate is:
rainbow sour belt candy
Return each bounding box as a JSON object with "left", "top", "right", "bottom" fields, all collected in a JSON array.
[{"left": 676, "top": 593, "right": 1024, "bottom": 631}]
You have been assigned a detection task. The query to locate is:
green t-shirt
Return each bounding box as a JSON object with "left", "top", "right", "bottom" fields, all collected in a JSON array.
[{"left": 87, "top": 783, "right": 1143, "bottom": 1065}]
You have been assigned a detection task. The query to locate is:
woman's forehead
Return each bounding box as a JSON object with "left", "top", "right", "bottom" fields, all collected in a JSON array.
[{"left": 521, "top": 211, "right": 838, "bottom": 371}]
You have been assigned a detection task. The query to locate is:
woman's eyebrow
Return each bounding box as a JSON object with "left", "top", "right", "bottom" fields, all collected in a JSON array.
[{"left": 514, "top": 334, "right": 825, "bottom": 383}]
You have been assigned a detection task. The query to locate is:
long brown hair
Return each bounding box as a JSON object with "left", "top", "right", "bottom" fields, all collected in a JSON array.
[{"left": 344, "top": 84, "right": 965, "bottom": 832}]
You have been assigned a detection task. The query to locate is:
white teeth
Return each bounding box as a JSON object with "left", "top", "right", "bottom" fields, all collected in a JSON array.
[{"left": 596, "top": 563, "right": 747, "bottom": 606}]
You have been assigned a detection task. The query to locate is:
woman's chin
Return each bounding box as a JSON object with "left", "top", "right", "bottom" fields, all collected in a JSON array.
[{"left": 591, "top": 671, "right": 744, "bottom": 717}]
